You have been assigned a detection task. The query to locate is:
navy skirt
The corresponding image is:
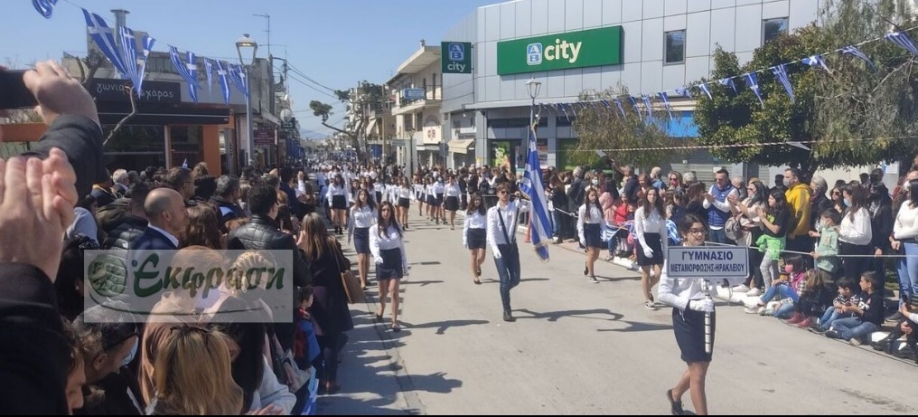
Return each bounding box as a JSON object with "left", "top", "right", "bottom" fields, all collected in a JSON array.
[
  {"left": 376, "top": 248, "right": 403, "bottom": 280},
  {"left": 353, "top": 227, "right": 370, "bottom": 254},
  {"left": 673, "top": 308, "right": 715, "bottom": 363},
  {"left": 332, "top": 195, "right": 347, "bottom": 210},
  {"left": 426, "top": 194, "right": 435, "bottom": 205},
  {"left": 636, "top": 232, "right": 665, "bottom": 266},
  {"left": 445, "top": 196, "right": 459, "bottom": 211},
  {"left": 583, "top": 223, "right": 603, "bottom": 248},
  {"left": 467, "top": 228, "right": 487, "bottom": 250},
  {"left": 398, "top": 197, "right": 410, "bottom": 208},
  {"left": 436, "top": 193, "right": 444, "bottom": 206}
]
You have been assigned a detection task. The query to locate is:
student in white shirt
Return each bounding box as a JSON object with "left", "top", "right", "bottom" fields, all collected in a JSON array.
[
  {"left": 348, "top": 189, "right": 377, "bottom": 290},
  {"left": 837, "top": 184, "right": 873, "bottom": 282},
  {"left": 397, "top": 177, "right": 413, "bottom": 230},
  {"left": 658, "top": 214, "right": 716, "bottom": 417},
  {"left": 425, "top": 178, "right": 438, "bottom": 223},
  {"left": 433, "top": 178, "right": 446, "bottom": 225},
  {"left": 370, "top": 201, "right": 409, "bottom": 332},
  {"left": 463, "top": 192, "right": 488, "bottom": 285},
  {"left": 326, "top": 175, "right": 349, "bottom": 235},
  {"left": 486, "top": 183, "right": 531, "bottom": 322},
  {"left": 444, "top": 175, "right": 462, "bottom": 230},
  {"left": 892, "top": 178, "right": 918, "bottom": 300},
  {"left": 414, "top": 175, "right": 426, "bottom": 217},
  {"left": 577, "top": 188, "right": 604, "bottom": 283},
  {"left": 635, "top": 187, "right": 668, "bottom": 309}
]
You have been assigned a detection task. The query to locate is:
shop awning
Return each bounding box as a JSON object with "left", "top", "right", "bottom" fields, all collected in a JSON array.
[{"left": 448, "top": 139, "right": 474, "bottom": 154}]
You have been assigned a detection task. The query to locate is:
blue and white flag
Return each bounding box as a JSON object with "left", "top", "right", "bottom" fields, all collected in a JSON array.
[
  {"left": 182, "top": 159, "right": 189, "bottom": 169},
  {"left": 229, "top": 64, "right": 249, "bottom": 98},
  {"left": 136, "top": 35, "right": 155, "bottom": 98},
  {"left": 886, "top": 31, "right": 918, "bottom": 58},
  {"left": 840, "top": 45, "right": 876, "bottom": 71},
  {"left": 641, "top": 94, "right": 653, "bottom": 118},
  {"left": 118, "top": 26, "right": 138, "bottom": 88},
  {"left": 719, "top": 77, "right": 737, "bottom": 94},
  {"left": 612, "top": 97, "right": 626, "bottom": 117},
  {"left": 675, "top": 86, "right": 693, "bottom": 98},
  {"left": 33, "top": 0, "right": 59, "bottom": 18},
  {"left": 83, "top": 9, "right": 127, "bottom": 77},
  {"left": 600, "top": 99, "right": 612, "bottom": 117},
  {"left": 744, "top": 73, "right": 764, "bottom": 107},
  {"left": 628, "top": 96, "right": 642, "bottom": 118},
  {"left": 771, "top": 64, "right": 795, "bottom": 104},
  {"left": 214, "top": 60, "right": 231, "bottom": 104},
  {"left": 169, "top": 46, "right": 199, "bottom": 102},
  {"left": 186, "top": 51, "right": 198, "bottom": 103},
  {"left": 556, "top": 103, "right": 570, "bottom": 123},
  {"left": 697, "top": 83, "right": 713, "bottom": 99},
  {"left": 204, "top": 58, "right": 214, "bottom": 95},
  {"left": 801, "top": 54, "right": 829, "bottom": 71},
  {"left": 519, "top": 126, "right": 551, "bottom": 262},
  {"left": 658, "top": 92, "right": 674, "bottom": 120}
]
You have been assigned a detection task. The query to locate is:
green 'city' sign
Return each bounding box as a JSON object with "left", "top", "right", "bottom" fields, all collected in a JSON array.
[{"left": 497, "top": 26, "right": 623, "bottom": 75}]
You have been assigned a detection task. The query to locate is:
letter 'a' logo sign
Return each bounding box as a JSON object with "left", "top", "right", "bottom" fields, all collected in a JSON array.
[
  {"left": 527, "top": 43, "right": 543, "bottom": 66},
  {"left": 449, "top": 43, "right": 464, "bottom": 61}
]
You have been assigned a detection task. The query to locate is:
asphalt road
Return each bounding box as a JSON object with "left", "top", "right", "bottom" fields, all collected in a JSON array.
[{"left": 315, "top": 211, "right": 918, "bottom": 415}]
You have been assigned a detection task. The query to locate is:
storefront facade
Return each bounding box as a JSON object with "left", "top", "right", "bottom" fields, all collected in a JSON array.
[{"left": 441, "top": 0, "right": 825, "bottom": 181}]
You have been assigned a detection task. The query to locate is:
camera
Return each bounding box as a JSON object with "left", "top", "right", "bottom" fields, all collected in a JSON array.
[{"left": 0, "top": 70, "right": 38, "bottom": 110}]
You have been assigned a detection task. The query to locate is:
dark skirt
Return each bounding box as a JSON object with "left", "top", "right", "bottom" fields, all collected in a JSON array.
[
  {"left": 435, "top": 193, "right": 444, "bottom": 206},
  {"left": 376, "top": 248, "right": 403, "bottom": 280},
  {"left": 353, "top": 227, "right": 371, "bottom": 254},
  {"left": 673, "top": 307, "right": 715, "bottom": 363},
  {"left": 467, "top": 228, "right": 487, "bottom": 250},
  {"left": 375, "top": 191, "right": 382, "bottom": 204},
  {"left": 331, "top": 195, "right": 347, "bottom": 210},
  {"left": 636, "top": 232, "right": 664, "bottom": 266},
  {"left": 426, "top": 194, "right": 435, "bottom": 205},
  {"left": 583, "top": 222, "right": 603, "bottom": 249},
  {"left": 445, "top": 196, "right": 459, "bottom": 211},
  {"left": 398, "top": 197, "right": 410, "bottom": 208}
]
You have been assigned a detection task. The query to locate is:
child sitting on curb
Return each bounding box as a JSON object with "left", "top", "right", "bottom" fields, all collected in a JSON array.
[
  {"left": 825, "top": 272, "right": 885, "bottom": 345},
  {"left": 810, "top": 277, "right": 860, "bottom": 334}
]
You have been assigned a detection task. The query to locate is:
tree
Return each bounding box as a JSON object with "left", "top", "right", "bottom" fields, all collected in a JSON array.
[
  {"left": 571, "top": 89, "right": 687, "bottom": 169},
  {"left": 309, "top": 80, "right": 385, "bottom": 162},
  {"left": 693, "top": 0, "right": 918, "bottom": 179}
]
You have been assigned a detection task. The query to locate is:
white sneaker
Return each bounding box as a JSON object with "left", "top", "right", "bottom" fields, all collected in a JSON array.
[
  {"left": 744, "top": 307, "right": 760, "bottom": 314},
  {"left": 757, "top": 306, "right": 768, "bottom": 316},
  {"left": 732, "top": 284, "right": 750, "bottom": 293},
  {"left": 746, "top": 288, "right": 762, "bottom": 297}
]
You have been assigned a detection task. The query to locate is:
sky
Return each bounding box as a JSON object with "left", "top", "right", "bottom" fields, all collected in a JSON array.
[{"left": 1, "top": 0, "right": 501, "bottom": 137}]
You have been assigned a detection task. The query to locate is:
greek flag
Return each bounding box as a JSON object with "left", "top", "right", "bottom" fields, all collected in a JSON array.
[
  {"left": 675, "top": 86, "right": 693, "bottom": 98},
  {"left": 600, "top": 99, "right": 612, "bottom": 117},
  {"left": 801, "top": 54, "right": 829, "bottom": 71},
  {"left": 137, "top": 35, "right": 155, "bottom": 98},
  {"left": 697, "top": 83, "right": 712, "bottom": 99},
  {"left": 83, "top": 9, "right": 127, "bottom": 77},
  {"left": 771, "top": 64, "right": 795, "bottom": 103},
  {"left": 628, "top": 96, "right": 642, "bottom": 118},
  {"left": 744, "top": 73, "right": 765, "bottom": 107},
  {"left": 556, "top": 103, "right": 570, "bottom": 123},
  {"left": 118, "top": 26, "right": 137, "bottom": 87},
  {"left": 33, "top": 0, "right": 58, "bottom": 18},
  {"left": 719, "top": 77, "right": 737, "bottom": 94},
  {"left": 840, "top": 45, "right": 876, "bottom": 71},
  {"left": 658, "top": 91, "right": 674, "bottom": 120},
  {"left": 204, "top": 58, "right": 213, "bottom": 95},
  {"left": 169, "top": 46, "right": 199, "bottom": 102},
  {"left": 886, "top": 31, "right": 918, "bottom": 58},
  {"left": 215, "top": 60, "right": 231, "bottom": 104},
  {"left": 229, "top": 64, "right": 249, "bottom": 98},
  {"left": 612, "top": 97, "right": 626, "bottom": 117},
  {"left": 642, "top": 94, "right": 653, "bottom": 118},
  {"left": 519, "top": 126, "right": 551, "bottom": 262}
]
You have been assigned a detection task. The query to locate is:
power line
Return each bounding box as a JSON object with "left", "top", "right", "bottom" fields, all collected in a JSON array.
[
  {"left": 287, "top": 72, "right": 340, "bottom": 100},
  {"left": 285, "top": 62, "right": 338, "bottom": 93}
]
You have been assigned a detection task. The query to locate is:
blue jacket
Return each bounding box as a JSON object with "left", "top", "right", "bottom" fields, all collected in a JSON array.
[{"left": 129, "top": 227, "right": 177, "bottom": 250}]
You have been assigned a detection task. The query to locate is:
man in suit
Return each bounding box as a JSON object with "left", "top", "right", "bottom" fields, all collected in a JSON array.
[{"left": 130, "top": 188, "right": 185, "bottom": 250}]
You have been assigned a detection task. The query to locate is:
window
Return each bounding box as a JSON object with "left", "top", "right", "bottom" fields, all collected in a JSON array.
[
  {"left": 432, "top": 73, "right": 438, "bottom": 99},
  {"left": 762, "top": 18, "right": 788, "bottom": 44},
  {"left": 665, "top": 30, "right": 686, "bottom": 64}
]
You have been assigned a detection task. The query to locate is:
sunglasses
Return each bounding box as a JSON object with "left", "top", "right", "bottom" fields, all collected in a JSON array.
[{"left": 102, "top": 322, "right": 140, "bottom": 352}]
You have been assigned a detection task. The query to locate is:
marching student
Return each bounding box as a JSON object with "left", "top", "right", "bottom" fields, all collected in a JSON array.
[
  {"left": 487, "top": 184, "right": 531, "bottom": 322},
  {"left": 635, "top": 187, "right": 668, "bottom": 309},
  {"left": 658, "top": 214, "right": 716, "bottom": 416},
  {"left": 463, "top": 192, "right": 488, "bottom": 285},
  {"left": 445, "top": 175, "right": 462, "bottom": 230},
  {"left": 348, "top": 189, "right": 377, "bottom": 291},
  {"left": 370, "top": 202, "right": 409, "bottom": 332},
  {"left": 425, "top": 178, "right": 437, "bottom": 223},
  {"left": 397, "top": 177, "right": 412, "bottom": 230},
  {"left": 578, "top": 188, "right": 604, "bottom": 283},
  {"left": 433, "top": 176, "right": 446, "bottom": 225},
  {"left": 414, "top": 175, "right": 426, "bottom": 218},
  {"left": 326, "top": 174, "right": 349, "bottom": 235}
]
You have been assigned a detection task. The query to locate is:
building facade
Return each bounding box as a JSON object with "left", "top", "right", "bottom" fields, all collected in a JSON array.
[
  {"left": 441, "top": 0, "right": 826, "bottom": 182},
  {"left": 387, "top": 41, "right": 444, "bottom": 175}
]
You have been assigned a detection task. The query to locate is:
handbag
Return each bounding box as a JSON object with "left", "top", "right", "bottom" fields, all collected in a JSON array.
[{"left": 331, "top": 238, "right": 365, "bottom": 304}]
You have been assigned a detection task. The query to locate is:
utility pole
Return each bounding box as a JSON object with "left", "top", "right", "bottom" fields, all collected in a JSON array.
[{"left": 253, "top": 13, "right": 271, "bottom": 57}]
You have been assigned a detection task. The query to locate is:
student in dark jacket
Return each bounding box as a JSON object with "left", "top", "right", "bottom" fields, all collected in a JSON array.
[
  {"left": 102, "top": 183, "right": 150, "bottom": 250},
  {"left": 2, "top": 61, "right": 103, "bottom": 415},
  {"left": 130, "top": 188, "right": 186, "bottom": 250}
]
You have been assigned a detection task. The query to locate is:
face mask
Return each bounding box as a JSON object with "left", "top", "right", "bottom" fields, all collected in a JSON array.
[
  {"left": 782, "top": 178, "right": 791, "bottom": 187},
  {"left": 844, "top": 198, "right": 851, "bottom": 207},
  {"left": 591, "top": 179, "right": 599, "bottom": 186},
  {"left": 122, "top": 338, "right": 139, "bottom": 367},
  {"left": 784, "top": 265, "right": 794, "bottom": 274}
]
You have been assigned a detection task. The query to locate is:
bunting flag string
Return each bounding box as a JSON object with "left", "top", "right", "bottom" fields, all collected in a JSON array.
[
  {"left": 83, "top": 9, "right": 127, "bottom": 78},
  {"left": 168, "top": 46, "right": 199, "bottom": 102},
  {"left": 675, "top": 86, "right": 693, "bottom": 99},
  {"left": 840, "top": 45, "right": 877, "bottom": 71},
  {"left": 204, "top": 58, "right": 214, "bottom": 95},
  {"left": 640, "top": 94, "right": 653, "bottom": 118},
  {"left": 627, "top": 96, "right": 641, "bottom": 119},
  {"left": 33, "top": 0, "right": 59, "bottom": 18},
  {"left": 801, "top": 54, "right": 829, "bottom": 71},
  {"left": 697, "top": 83, "right": 712, "bottom": 99},
  {"left": 612, "top": 97, "right": 626, "bottom": 117},
  {"left": 658, "top": 91, "right": 674, "bottom": 120},
  {"left": 744, "top": 72, "right": 764, "bottom": 107},
  {"left": 886, "top": 31, "right": 918, "bottom": 57},
  {"left": 214, "top": 60, "right": 231, "bottom": 104},
  {"left": 719, "top": 77, "right": 737, "bottom": 94},
  {"left": 771, "top": 64, "right": 795, "bottom": 104},
  {"left": 137, "top": 34, "right": 155, "bottom": 98}
]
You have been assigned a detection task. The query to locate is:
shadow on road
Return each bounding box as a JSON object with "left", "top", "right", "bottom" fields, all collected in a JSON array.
[
  {"left": 400, "top": 319, "right": 491, "bottom": 335},
  {"left": 512, "top": 308, "right": 625, "bottom": 322},
  {"left": 479, "top": 277, "right": 551, "bottom": 284},
  {"left": 596, "top": 320, "right": 674, "bottom": 333}
]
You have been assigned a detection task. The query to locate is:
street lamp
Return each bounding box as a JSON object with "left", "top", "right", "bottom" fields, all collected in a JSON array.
[
  {"left": 236, "top": 33, "right": 258, "bottom": 167},
  {"left": 525, "top": 77, "right": 542, "bottom": 166}
]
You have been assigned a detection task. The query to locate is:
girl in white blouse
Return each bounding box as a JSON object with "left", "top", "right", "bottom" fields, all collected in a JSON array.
[
  {"left": 348, "top": 189, "right": 377, "bottom": 291},
  {"left": 370, "top": 201, "right": 409, "bottom": 332},
  {"left": 635, "top": 187, "right": 668, "bottom": 309},
  {"left": 838, "top": 184, "right": 873, "bottom": 282},
  {"left": 578, "top": 188, "right": 604, "bottom": 283},
  {"left": 463, "top": 192, "right": 488, "bottom": 285},
  {"left": 892, "top": 179, "right": 918, "bottom": 300},
  {"left": 326, "top": 175, "right": 349, "bottom": 235},
  {"left": 397, "top": 177, "right": 413, "bottom": 230},
  {"left": 444, "top": 175, "right": 462, "bottom": 230},
  {"left": 413, "top": 175, "right": 426, "bottom": 217}
]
